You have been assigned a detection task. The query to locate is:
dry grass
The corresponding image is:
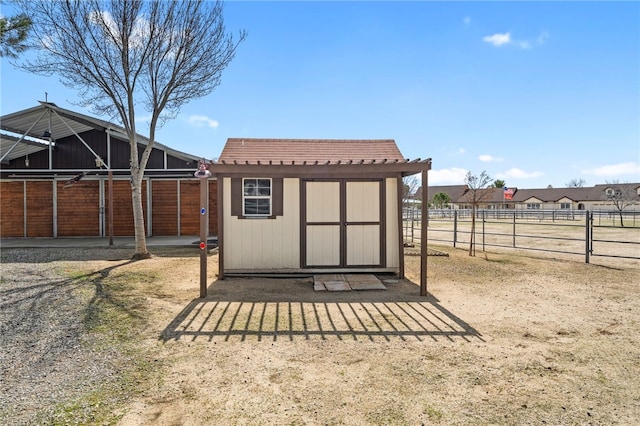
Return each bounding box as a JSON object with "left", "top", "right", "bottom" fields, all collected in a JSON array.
[{"left": 5, "top": 244, "right": 640, "bottom": 425}]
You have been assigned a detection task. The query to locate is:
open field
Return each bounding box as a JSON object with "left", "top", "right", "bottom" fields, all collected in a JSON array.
[
  {"left": 1, "top": 244, "right": 639, "bottom": 425},
  {"left": 407, "top": 217, "right": 640, "bottom": 264}
]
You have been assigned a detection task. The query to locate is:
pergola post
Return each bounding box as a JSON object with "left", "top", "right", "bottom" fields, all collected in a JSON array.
[
  {"left": 420, "top": 169, "right": 428, "bottom": 296},
  {"left": 199, "top": 176, "right": 208, "bottom": 298},
  {"left": 397, "top": 173, "right": 405, "bottom": 279}
]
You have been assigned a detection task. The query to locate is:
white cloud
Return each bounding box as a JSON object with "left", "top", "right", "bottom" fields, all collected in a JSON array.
[
  {"left": 479, "top": 154, "right": 503, "bottom": 163},
  {"left": 458, "top": 148, "right": 466, "bottom": 154},
  {"left": 188, "top": 115, "right": 219, "bottom": 129},
  {"left": 463, "top": 16, "right": 471, "bottom": 25},
  {"left": 502, "top": 168, "right": 544, "bottom": 179},
  {"left": 430, "top": 167, "right": 469, "bottom": 185},
  {"left": 583, "top": 162, "right": 640, "bottom": 177},
  {"left": 483, "top": 32, "right": 511, "bottom": 46},
  {"left": 483, "top": 31, "right": 549, "bottom": 49}
]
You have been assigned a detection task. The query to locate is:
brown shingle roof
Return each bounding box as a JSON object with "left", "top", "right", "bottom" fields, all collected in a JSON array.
[
  {"left": 219, "top": 138, "right": 405, "bottom": 164},
  {"left": 425, "top": 185, "right": 469, "bottom": 201}
]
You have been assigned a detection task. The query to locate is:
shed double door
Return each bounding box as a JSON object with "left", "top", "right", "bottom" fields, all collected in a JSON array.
[{"left": 303, "top": 179, "right": 383, "bottom": 268}]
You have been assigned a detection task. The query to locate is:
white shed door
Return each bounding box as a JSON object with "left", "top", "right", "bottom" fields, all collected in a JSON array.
[
  {"left": 346, "top": 181, "right": 380, "bottom": 266},
  {"left": 304, "top": 180, "right": 382, "bottom": 268}
]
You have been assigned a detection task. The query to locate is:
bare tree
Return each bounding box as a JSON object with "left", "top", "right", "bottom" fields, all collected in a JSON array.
[
  {"left": 463, "top": 170, "right": 493, "bottom": 256},
  {"left": 603, "top": 181, "right": 637, "bottom": 227},
  {"left": 566, "top": 178, "right": 586, "bottom": 188},
  {"left": 19, "top": 0, "right": 246, "bottom": 258},
  {"left": 402, "top": 174, "right": 420, "bottom": 211}
]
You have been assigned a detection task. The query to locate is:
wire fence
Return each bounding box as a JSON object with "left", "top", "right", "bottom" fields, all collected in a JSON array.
[{"left": 403, "top": 209, "right": 640, "bottom": 264}]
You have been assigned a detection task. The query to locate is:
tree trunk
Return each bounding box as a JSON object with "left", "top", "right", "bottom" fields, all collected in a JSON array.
[
  {"left": 469, "top": 207, "right": 476, "bottom": 256},
  {"left": 131, "top": 170, "right": 151, "bottom": 259}
]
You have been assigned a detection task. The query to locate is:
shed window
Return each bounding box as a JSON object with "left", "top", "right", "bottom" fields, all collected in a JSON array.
[
  {"left": 526, "top": 203, "right": 541, "bottom": 210},
  {"left": 560, "top": 202, "right": 571, "bottom": 209},
  {"left": 231, "top": 177, "right": 283, "bottom": 218},
  {"left": 243, "top": 178, "right": 271, "bottom": 216}
]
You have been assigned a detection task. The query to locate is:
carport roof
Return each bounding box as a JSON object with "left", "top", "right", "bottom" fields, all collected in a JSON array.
[
  {"left": 0, "top": 102, "right": 202, "bottom": 163},
  {"left": 0, "top": 133, "right": 51, "bottom": 164}
]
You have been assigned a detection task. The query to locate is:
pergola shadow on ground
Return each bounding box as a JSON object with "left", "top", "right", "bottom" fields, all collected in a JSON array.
[{"left": 161, "top": 277, "right": 483, "bottom": 343}]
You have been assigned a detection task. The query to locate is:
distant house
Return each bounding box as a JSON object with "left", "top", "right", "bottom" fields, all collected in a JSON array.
[
  {"left": 423, "top": 184, "right": 640, "bottom": 212},
  {"left": 0, "top": 102, "right": 216, "bottom": 238},
  {"left": 209, "top": 138, "right": 431, "bottom": 279}
]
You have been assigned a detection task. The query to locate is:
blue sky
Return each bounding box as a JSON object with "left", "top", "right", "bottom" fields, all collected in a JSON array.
[{"left": 1, "top": 1, "right": 639, "bottom": 188}]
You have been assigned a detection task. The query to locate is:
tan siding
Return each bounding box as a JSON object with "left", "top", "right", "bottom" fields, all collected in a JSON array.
[
  {"left": 57, "top": 180, "right": 100, "bottom": 236},
  {"left": 306, "top": 181, "right": 339, "bottom": 222},
  {"left": 306, "top": 225, "right": 340, "bottom": 265},
  {"left": 26, "top": 181, "right": 53, "bottom": 237},
  {"left": 224, "top": 178, "right": 299, "bottom": 269},
  {"left": 386, "top": 178, "right": 399, "bottom": 268},
  {"left": 346, "top": 225, "right": 380, "bottom": 265},
  {"left": 345, "top": 181, "right": 380, "bottom": 265},
  {"left": 346, "top": 181, "right": 379, "bottom": 222},
  {"left": 0, "top": 181, "right": 25, "bottom": 237}
]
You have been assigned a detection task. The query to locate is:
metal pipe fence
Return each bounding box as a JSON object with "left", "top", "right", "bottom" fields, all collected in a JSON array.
[{"left": 403, "top": 209, "right": 640, "bottom": 263}]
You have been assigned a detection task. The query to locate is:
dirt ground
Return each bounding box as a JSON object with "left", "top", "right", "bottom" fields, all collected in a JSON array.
[
  {"left": 5, "top": 245, "right": 640, "bottom": 426},
  {"left": 4, "top": 244, "right": 640, "bottom": 425}
]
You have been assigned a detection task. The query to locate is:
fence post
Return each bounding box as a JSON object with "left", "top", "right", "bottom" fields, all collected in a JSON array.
[
  {"left": 453, "top": 209, "right": 458, "bottom": 248},
  {"left": 585, "top": 210, "right": 590, "bottom": 264},
  {"left": 411, "top": 217, "right": 415, "bottom": 243},
  {"left": 512, "top": 210, "right": 516, "bottom": 248},
  {"left": 482, "top": 209, "right": 486, "bottom": 251}
]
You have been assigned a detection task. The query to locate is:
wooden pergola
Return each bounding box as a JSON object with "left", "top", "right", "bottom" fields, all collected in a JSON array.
[{"left": 207, "top": 157, "right": 432, "bottom": 296}]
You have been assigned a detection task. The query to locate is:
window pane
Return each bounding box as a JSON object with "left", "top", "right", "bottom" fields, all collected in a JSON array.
[
  {"left": 256, "top": 199, "right": 271, "bottom": 215},
  {"left": 244, "top": 179, "right": 257, "bottom": 196},
  {"left": 258, "top": 187, "right": 271, "bottom": 196},
  {"left": 244, "top": 199, "right": 258, "bottom": 215},
  {"left": 243, "top": 178, "right": 272, "bottom": 216}
]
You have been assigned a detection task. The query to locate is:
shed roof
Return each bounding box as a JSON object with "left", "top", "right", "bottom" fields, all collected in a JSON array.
[
  {"left": 213, "top": 138, "right": 431, "bottom": 177},
  {"left": 219, "top": 138, "right": 405, "bottom": 164}
]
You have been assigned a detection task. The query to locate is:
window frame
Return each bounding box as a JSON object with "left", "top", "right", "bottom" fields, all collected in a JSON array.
[{"left": 242, "top": 177, "right": 272, "bottom": 217}]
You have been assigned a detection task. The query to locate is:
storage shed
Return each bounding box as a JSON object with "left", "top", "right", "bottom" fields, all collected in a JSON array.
[
  {"left": 210, "top": 138, "right": 431, "bottom": 292},
  {"left": 1, "top": 102, "right": 217, "bottom": 239}
]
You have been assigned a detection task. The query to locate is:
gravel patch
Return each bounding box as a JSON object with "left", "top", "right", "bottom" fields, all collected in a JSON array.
[{"left": 0, "top": 248, "right": 132, "bottom": 425}]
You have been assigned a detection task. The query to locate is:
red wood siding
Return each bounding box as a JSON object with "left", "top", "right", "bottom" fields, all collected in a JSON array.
[
  {"left": 57, "top": 180, "right": 100, "bottom": 236},
  {"left": 0, "top": 181, "right": 25, "bottom": 237},
  {"left": 152, "top": 180, "right": 178, "bottom": 236},
  {"left": 105, "top": 180, "right": 148, "bottom": 236},
  {"left": 26, "top": 181, "right": 53, "bottom": 237},
  {"left": 1, "top": 178, "right": 216, "bottom": 238},
  {"left": 180, "top": 181, "right": 200, "bottom": 235}
]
